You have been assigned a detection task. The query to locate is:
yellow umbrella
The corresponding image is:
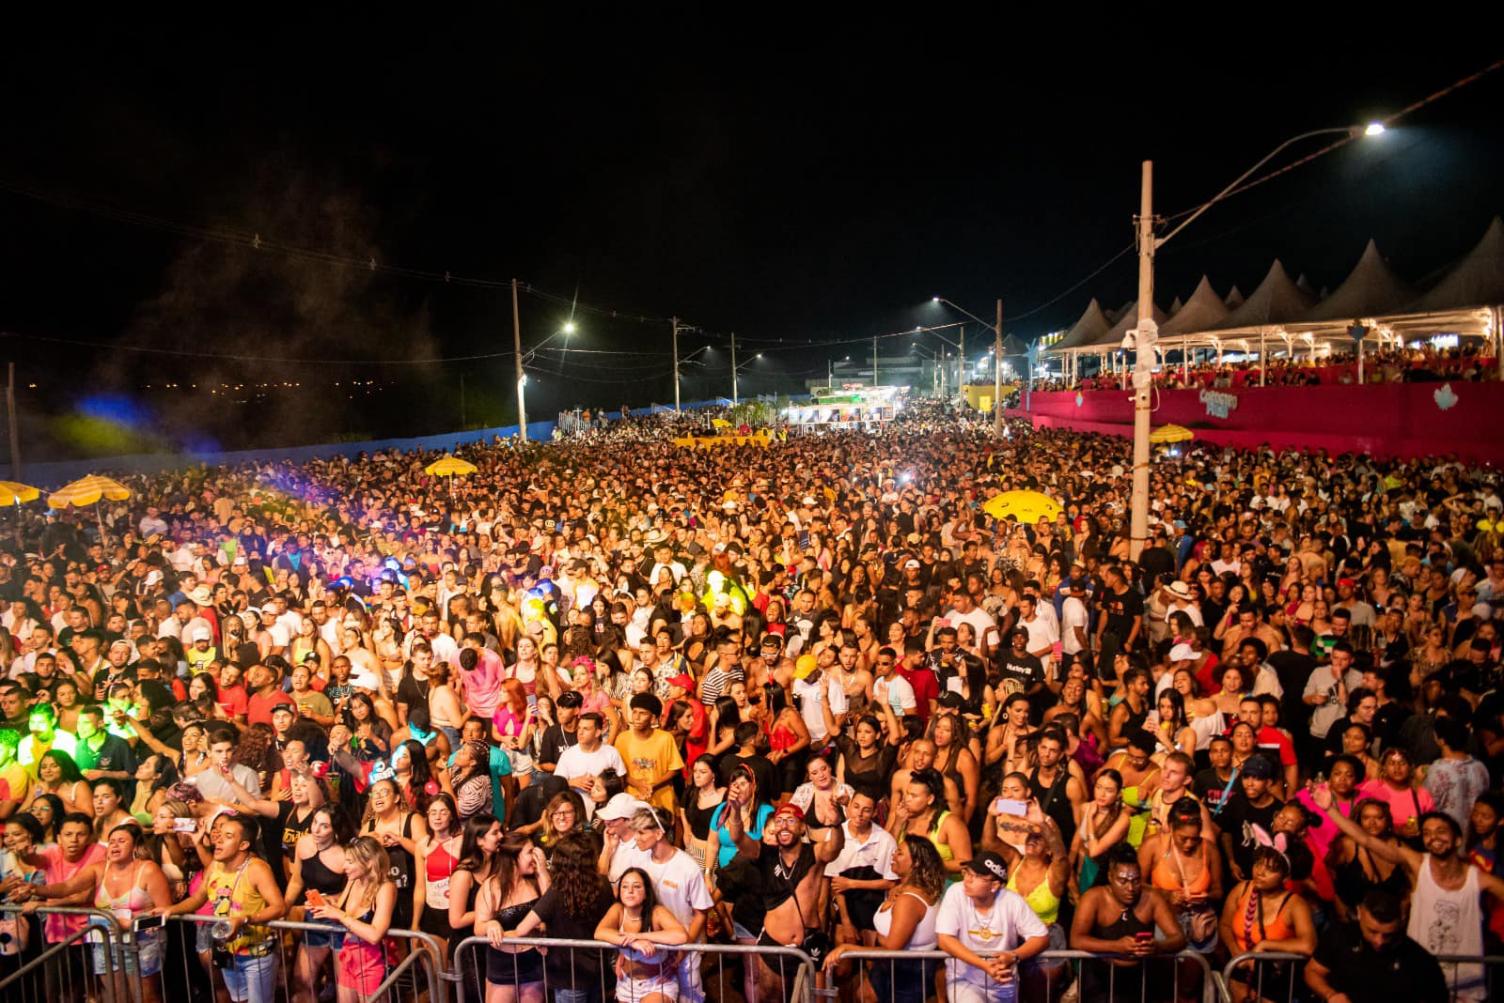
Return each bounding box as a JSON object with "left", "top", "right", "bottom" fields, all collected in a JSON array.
[
  {"left": 983, "top": 490, "right": 1062, "bottom": 525},
  {"left": 0, "top": 481, "right": 40, "bottom": 506},
  {"left": 47, "top": 474, "right": 132, "bottom": 509},
  {"left": 1148, "top": 424, "right": 1195, "bottom": 445},
  {"left": 48, "top": 474, "right": 132, "bottom": 540},
  {"left": 424, "top": 454, "right": 477, "bottom": 495},
  {"left": 424, "top": 454, "right": 478, "bottom": 477},
  {"left": 711, "top": 418, "right": 732, "bottom": 429}
]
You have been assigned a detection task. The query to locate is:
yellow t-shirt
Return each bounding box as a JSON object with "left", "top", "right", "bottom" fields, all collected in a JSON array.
[
  {"left": 613, "top": 728, "right": 684, "bottom": 811},
  {"left": 0, "top": 759, "right": 30, "bottom": 808}
]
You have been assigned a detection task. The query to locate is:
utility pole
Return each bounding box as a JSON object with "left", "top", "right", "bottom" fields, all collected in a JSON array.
[
  {"left": 872, "top": 336, "right": 878, "bottom": 387},
  {"left": 672, "top": 316, "right": 681, "bottom": 411},
  {"left": 993, "top": 299, "right": 1003, "bottom": 435},
  {"left": 731, "top": 331, "right": 738, "bottom": 404},
  {"left": 511, "top": 278, "right": 527, "bottom": 441},
  {"left": 6, "top": 363, "right": 19, "bottom": 480},
  {"left": 1129, "top": 161, "right": 1158, "bottom": 561},
  {"left": 959, "top": 324, "right": 965, "bottom": 400},
  {"left": 827, "top": 358, "right": 832, "bottom": 388}
]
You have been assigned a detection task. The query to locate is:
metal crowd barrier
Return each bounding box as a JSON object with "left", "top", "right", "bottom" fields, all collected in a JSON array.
[
  {"left": 137, "top": 913, "right": 445, "bottom": 1003},
  {"left": 839, "top": 946, "right": 1214, "bottom": 1003},
  {"left": 1214, "top": 950, "right": 1504, "bottom": 1003},
  {"left": 452, "top": 933, "right": 819, "bottom": 1003},
  {"left": 0, "top": 904, "right": 145, "bottom": 1003}
]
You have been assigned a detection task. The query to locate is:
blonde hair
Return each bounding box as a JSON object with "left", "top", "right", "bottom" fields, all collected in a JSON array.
[{"left": 343, "top": 835, "right": 392, "bottom": 914}]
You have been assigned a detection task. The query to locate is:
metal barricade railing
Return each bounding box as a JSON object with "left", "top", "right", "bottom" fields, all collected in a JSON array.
[
  {"left": 839, "top": 946, "right": 1214, "bottom": 1003},
  {"left": 452, "top": 933, "right": 819, "bottom": 1003},
  {"left": 1434, "top": 953, "right": 1504, "bottom": 1003},
  {"left": 0, "top": 904, "right": 140, "bottom": 1003},
  {"left": 130, "top": 913, "right": 447, "bottom": 1003},
  {"left": 1215, "top": 951, "right": 1503, "bottom": 1003}
]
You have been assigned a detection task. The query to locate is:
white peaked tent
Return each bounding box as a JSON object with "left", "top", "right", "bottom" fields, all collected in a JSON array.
[
  {"left": 1049, "top": 298, "right": 1113, "bottom": 353},
  {"left": 1159, "top": 276, "right": 1231, "bottom": 338},
  {"left": 1217, "top": 259, "right": 1317, "bottom": 330},
  {"left": 1042, "top": 217, "right": 1504, "bottom": 377},
  {"left": 1304, "top": 240, "right": 1416, "bottom": 322},
  {"left": 1168, "top": 295, "right": 1184, "bottom": 316},
  {"left": 1408, "top": 217, "right": 1504, "bottom": 313}
]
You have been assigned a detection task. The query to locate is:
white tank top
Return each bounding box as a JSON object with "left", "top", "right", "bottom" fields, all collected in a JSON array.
[
  {"left": 873, "top": 890, "right": 937, "bottom": 950},
  {"left": 1406, "top": 854, "right": 1485, "bottom": 1000}
]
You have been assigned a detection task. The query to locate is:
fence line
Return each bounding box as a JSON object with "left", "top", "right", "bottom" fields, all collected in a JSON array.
[
  {"left": 451, "top": 933, "right": 818, "bottom": 1003},
  {"left": 840, "top": 946, "right": 1213, "bottom": 1003},
  {"left": 9, "top": 903, "right": 1502, "bottom": 1003}
]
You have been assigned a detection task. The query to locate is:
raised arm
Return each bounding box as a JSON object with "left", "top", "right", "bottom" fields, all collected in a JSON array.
[{"left": 1309, "top": 786, "right": 1416, "bottom": 871}]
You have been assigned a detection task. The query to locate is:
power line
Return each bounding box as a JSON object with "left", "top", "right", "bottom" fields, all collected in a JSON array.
[{"left": 0, "top": 330, "right": 518, "bottom": 366}]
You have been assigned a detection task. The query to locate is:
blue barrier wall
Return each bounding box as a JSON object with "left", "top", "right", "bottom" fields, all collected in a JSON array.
[{"left": 10, "top": 398, "right": 756, "bottom": 487}]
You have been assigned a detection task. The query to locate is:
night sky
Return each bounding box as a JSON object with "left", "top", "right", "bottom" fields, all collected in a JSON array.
[{"left": 2, "top": 11, "right": 1501, "bottom": 454}]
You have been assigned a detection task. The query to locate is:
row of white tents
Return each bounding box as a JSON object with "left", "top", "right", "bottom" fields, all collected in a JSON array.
[{"left": 1046, "top": 216, "right": 1504, "bottom": 373}]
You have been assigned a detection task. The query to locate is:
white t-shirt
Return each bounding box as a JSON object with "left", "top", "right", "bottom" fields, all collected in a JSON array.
[
  {"left": 1019, "top": 614, "right": 1058, "bottom": 657},
  {"left": 554, "top": 744, "right": 627, "bottom": 819},
  {"left": 823, "top": 820, "right": 897, "bottom": 880},
  {"left": 946, "top": 607, "right": 999, "bottom": 652},
  {"left": 873, "top": 674, "right": 917, "bottom": 717},
  {"left": 1061, "top": 596, "right": 1089, "bottom": 655},
  {"left": 633, "top": 846, "right": 713, "bottom": 930},
  {"left": 793, "top": 674, "right": 849, "bottom": 742},
  {"left": 934, "top": 883, "right": 1048, "bottom": 989}
]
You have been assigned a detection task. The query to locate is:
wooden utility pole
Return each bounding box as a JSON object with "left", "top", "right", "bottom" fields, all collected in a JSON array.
[
  {"left": 992, "top": 299, "right": 1003, "bottom": 435},
  {"left": 512, "top": 278, "right": 526, "bottom": 441}
]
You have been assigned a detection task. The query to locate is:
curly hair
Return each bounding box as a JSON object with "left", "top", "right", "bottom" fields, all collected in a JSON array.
[
  {"left": 899, "top": 834, "right": 946, "bottom": 904},
  {"left": 548, "top": 831, "right": 610, "bottom": 920}
]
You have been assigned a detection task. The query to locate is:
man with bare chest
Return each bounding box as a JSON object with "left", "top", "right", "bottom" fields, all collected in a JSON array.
[{"left": 727, "top": 799, "right": 844, "bottom": 1002}]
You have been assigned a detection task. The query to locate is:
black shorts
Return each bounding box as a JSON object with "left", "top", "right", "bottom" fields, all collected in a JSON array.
[{"left": 487, "top": 947, "right": 544, "bottom": 986}]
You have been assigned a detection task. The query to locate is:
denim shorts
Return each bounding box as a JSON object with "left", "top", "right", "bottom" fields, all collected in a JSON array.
[
  {"left": 91, "top": 930, "right": 164, "bottom": 977},
  {"left": 220, "top": 950, "right": 279, "bottom": 1003},
  {"left": 300, "top": 922, "right": 346, "bottom": 950}
]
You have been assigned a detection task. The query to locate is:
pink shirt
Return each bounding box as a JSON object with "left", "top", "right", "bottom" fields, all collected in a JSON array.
[
  {"left": 453, "top": 646, "right": 504, "bottom": 720},
  {"left": 1357, "top": 778, "right": 1434, "bottom": 833},
  {"left": 40, "top": 842, "right": 106, "bottom": 943},
  {"left": 1295, "top": 787, "right": 1354, "bottom": 863}
]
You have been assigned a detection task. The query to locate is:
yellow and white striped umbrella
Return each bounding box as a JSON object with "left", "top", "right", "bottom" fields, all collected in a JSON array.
[
  {"left": 0, "top": 481, "right": 40, "bottom": 506},
  {"left": 47, "top": 474, "right": 133, "bottom": 509}
]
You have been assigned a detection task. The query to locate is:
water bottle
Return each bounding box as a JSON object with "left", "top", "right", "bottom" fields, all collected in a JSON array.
[{"left": 211, "top": 919, "right": 233, "bottom": 941}]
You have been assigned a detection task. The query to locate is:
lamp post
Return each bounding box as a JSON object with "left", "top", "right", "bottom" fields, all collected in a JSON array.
[
  {"left": 933, "top": 296, "right": 1005, "bottom": 433},
  {"left": 733, "top": 349, "right": 761, "bottom": 404},
  {"left": 509, "top": 274, "right": 575, "bottom": 444},
  {"left": 1126, "top": 123, "right": 1385, "bottom": 559}
]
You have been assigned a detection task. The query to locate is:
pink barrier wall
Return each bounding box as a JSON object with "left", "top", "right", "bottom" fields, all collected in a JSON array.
[{"left": 1007, "top": 382, "right": 1504, "bottom": 462}]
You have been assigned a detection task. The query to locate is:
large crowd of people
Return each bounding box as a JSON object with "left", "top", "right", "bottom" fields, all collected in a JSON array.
[{"left": 0, "top": 397, "right": 1502, "bottom": 1003}]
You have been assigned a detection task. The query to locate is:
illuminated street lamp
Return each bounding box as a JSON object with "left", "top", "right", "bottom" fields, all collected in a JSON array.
[{"left": 1125, "top": 121, "right": 1388, "bottom": 558}]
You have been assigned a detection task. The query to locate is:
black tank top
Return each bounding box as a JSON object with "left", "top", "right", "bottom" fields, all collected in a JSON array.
[
  {"left": 1097, "top": 902, "right": 1155, "bottom": 940},
  {"left": 301, "top": 845, "right": 348, "bottom": 898},
  {"left": 365, "top": 812, "right": 416, "bottom": 924},
  {"left": 1029, "top": 766, "right": 1077, "bottom": 846},
  {"left": 684, "top": 792, "right": 726, "bottom": 840},
  {"left": 1334, "top": 846, "right": 1410, "bottom": 908}
]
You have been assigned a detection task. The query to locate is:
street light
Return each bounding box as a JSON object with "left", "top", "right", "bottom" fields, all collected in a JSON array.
[
  {"left": 1125, "top": 122, "right": 1387, "bottom": 559},
  {"left": 513, "top": 314, "right": 576, "bottom": 440},
  {"left": 732, "top": 351, "right": 761, "bottom": 404},
  {"left": 933, "top": 295, "right": 1006, "bottom": 433}
]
